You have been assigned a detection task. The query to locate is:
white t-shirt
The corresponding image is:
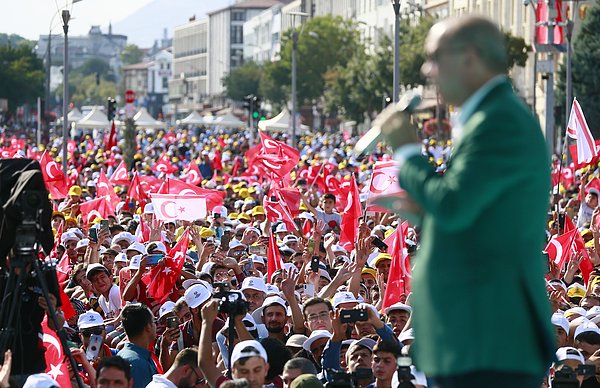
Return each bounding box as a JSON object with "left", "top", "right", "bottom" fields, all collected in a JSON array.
[
  {"left": 145, "top": 374, "right": 177, "bottom": 388},
  {"left": 98, "top": 284, "right": 122, "bottom": 319}
]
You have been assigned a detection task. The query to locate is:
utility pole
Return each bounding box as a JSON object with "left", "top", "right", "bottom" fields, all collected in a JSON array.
[
  {"left": 62, "top": 10, "right": 70, "bottom": 178},
  {"left": 392, "top": 0, "right": 401, "bottom": 103}
]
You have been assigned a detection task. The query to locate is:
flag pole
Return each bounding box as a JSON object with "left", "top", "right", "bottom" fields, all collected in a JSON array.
[
  {"left": 362, "top": 172, "right": 373, "bottom": 222},
  {"left": 308, "top": 162, "right": 326, "bottom": 191},
  {"left": 556, "top": 123, "right": 571, "bottom": 236}
]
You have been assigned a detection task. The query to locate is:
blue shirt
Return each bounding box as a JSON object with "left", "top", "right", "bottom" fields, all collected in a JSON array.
[{"left": 116, "top": 342, "right": 157, "bottom": 388}]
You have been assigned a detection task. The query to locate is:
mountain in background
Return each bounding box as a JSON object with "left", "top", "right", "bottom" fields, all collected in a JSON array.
[{"left": 109, "top": 0, "right": 232, "bottom": 48}]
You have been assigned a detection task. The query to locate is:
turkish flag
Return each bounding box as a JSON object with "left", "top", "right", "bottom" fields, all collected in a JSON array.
[
  {"left": 39, "top": 151, "right": 69, "bottom": 199},
  {"left": 232, "top": 156, "right": 242, "bottom": 177},
  {"left": 339, "top": 178, "right": 363, "bottom": 251},
  {"left": 127, "top": 172, "right": 150, "bottom": 208},
  {"left": 42, "top": 318, "right": 71, "bottom": 387},
  {"left": 213, "top": 149, "right": 223, "bottom": 171},
  {"left": 563, "top": 214, "right": 594, "bottom": 284},
  {"left": 366, "top": 161, "right": 403, "bottom": 213},
  {"left": 186, "top": 161, "right": 202, "bottom": 185},
  {"left": 97, "top": 170, "right": 121, "bottom": 209},
  {"left": 150, "top": 194, "right": 207, "bottom": 222},
  {"left": 139, "top": 175, "right": 164, "bottom": 194},
  {"left": 256, "top": 132, "right": 300, "bottom": 178},
  {"left": 267, "top": 232, "right": 284, "bottom": 282},
  {"left": 272, "top": 187, "right": 301, "bottom": 218},
  {"left": 544, "top": 229, "right": 578, "bottom": 271},
  {"left": 166, "top": 179, "right": 225, "bottom": 211},
  {"left": 153, "top": 155, "right": 178, "bottom": 174},
  {"left": 142, "top": 228, "right": 190, "bottom": 303},
  {"left": 79, "top": 197, "right": 114, "bottom": 224},
  {"left": 49, "top": 222, "right": 63, "bottom": 260},
  {"left": 106, "top": 120, "right": 117, "bottom": 150},
  {"left": 264, "top": 196, "right": 296, "bottom": 232},
  {"left": 302, "top": 219, "right": 312, "bottom": 237},
  {"left": 56, "top": 253, "right": 72, "bottom": 284},
  {"left": 110, "top": 161, "right": 130, "bottom": 185},
  {"left": 135, "top": 215, "right": 151, "bottom": 243},
  {"left": 551, "top": 163, "right": 575, "bottom": 187},
  {"left": 382, "top": 221, "right": 411, "bottom": 310}
]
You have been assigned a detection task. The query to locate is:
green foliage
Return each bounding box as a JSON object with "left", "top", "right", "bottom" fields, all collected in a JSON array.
[
  {"left": 0, "top": 33, "right": 31, "bottom": 47},
  {"left": 399, "top": 17, "right": 435, "bottom": 87},
  {"left": 55, "top": 72, "right": 118, "bottom": 106},
  {"left": 120, "top": 44, "right": 144, "bottom": 65},
  {"left": 504, "top": 32, "right": 530, "bottom": 69},
  {"left": 222, "top": 61, "right": 263, "bottom": 101},
  {"left": 0, "top": 43, "right": 44, "bottom": 111},
  {"left": 260, "top": 16, "right": 362, "bottom": 106},
  {"left": 74, "top": 57, "right": 116, "bottom": 82}
]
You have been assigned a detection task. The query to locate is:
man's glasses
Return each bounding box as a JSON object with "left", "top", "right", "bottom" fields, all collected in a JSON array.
[
  {"left": 81, "top": 328, "right": 104, "bottom": 337},
  {"left": 306, "top": 312, "right": 329, "bottom": 322}
]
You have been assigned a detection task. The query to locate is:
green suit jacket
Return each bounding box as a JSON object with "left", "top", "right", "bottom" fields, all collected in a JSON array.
[{"left": 399, "top": 80, "right": 555, "bottom": 377}]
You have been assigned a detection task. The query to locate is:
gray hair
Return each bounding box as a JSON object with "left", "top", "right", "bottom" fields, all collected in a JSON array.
[{"left": 283, "top": 357, "right": 318, "bottom": 375}]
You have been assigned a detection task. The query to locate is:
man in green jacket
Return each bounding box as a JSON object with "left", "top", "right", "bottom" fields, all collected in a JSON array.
[{"left": 376, "top": 16, "right": 555, "bottom": 387}]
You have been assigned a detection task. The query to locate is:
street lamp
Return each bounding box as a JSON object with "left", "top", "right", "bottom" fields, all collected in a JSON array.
[
  {"left": 392, "top": 0, "right": 401, "bottom": 103},
  {"left": 288, "top": 11, "right": 309, "bottom": 149},
  {"left": 62, "top": 9, "right": 71, "bottom": 178}
]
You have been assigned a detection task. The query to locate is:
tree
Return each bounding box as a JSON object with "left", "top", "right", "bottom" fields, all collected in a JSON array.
[
  {"left": 55, "top": 72, "right": 119, "bottom": 106},
  {"left": 504, "top": 32, "right": 530, "bottom": 69},
  {"left": 0, "top": 33, "right": 31, "bottom": 47},
  {"left": 222, "top": 61, "right": 263, "bottom": 101},
  {"left": 0, "top": 43, "right": 44, "bottom": 112},
  {"left": 557, "top": 0, "right": 600, "bottom": 137},
  {"left": 120, "top": 44, "right": 144, "bottom": 65},
  {"left": 260, "top": 16, "right": 363, "bottom": 107}
]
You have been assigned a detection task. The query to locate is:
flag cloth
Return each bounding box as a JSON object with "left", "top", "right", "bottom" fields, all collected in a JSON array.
[
  {"left": 166, "top": 179, "right": 225, "bottom": 211},
  {"left": 535, "top": 0, "right": 564, "bottom": 45},
  {"left": 153, "top": 155, "right": 178, "bottom": 174},
  {"left": 79, "top": 197, "right": 114, "bottom": 224},
  {"left": 55, "top": 253, "right": 72, "bottom": 285},
  {"left": 151, "top": 194, "right": 207, "bottom": 222},
  {"left": 544, "top": 229, "right": 578, "bottom": 271},
  {"left": 106, "top": 120, "right": 117, "bottom": 150},
  {"left": 382, "top": 222, "right": 411, "bottom": 310},
  {"left": 42, "top": 318, "right": 71, "bottom": 387},
  {"left": 366, "top": 160, "right": 404, "bottom": 213},
  {"left": 127, "top": 172, "right": 150, "bottom": 208},
  {"left": 39, "top": 151, "right": 68, "bottom": 199},
  {"left": 110, "top": 160, "right": 130, "bottom": 185},
  {"left": 567, "top": 98, "right": 598, "bottom": 165},
  {"left": 142, "top": 228, "right": 190, "bottom": 303},
  {"left": 257, "top": 132, "right": 300, "bottom": 178},
  {"left": 267, "top": 232, "right": 284, "bottom": 282},
  {"left": 97, "top": 170, "right": 121, "bottom": 209},
  {"left": 49, "top": 222, "right": 63, "bottom": 260},
  {"left": 339, "top": 178, "right": 363, "bottom": 252},
  {"left": 185, "top": 161, "right": 202, "bottom": 185}
]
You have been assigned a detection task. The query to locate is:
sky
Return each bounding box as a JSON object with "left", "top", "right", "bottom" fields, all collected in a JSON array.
[{"left": 0, "top": 0, "right": 153, "bottom": 41}]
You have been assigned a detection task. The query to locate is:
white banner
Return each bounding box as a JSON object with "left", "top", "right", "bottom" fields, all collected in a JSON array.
[{"left": 151, "top": 194, "right": 207, "bottom": 222}]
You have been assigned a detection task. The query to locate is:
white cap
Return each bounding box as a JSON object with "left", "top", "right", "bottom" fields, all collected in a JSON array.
[
  {"left": 587, "top": 306, "right": 600, "bottom": 319},
  {"left": 61, "top": 231, "right": 80, "bottom": 244},
  {"left": 241, "top": 277, "right": 267, "bottom": 294},
  {"left": 275, "top": 223, "right": 288, "bottom": 233},
  {"left": 299, "top": 212, "right": 314, "bottom": 221},
  {"left": 114, "top": 253, "right": 128, "bottom": 263},
  {"left": 184, "top": 284, "right": 212, "bottom": 309},
  {"left": 231, "top": 340, "right": 268, "bottom": 365},
  {"left": 159, "top": 301, "right": 176, "bottom": 319},
  {"left": 565, "top": 307, "right": 587, "bottom": 319},
  {"left": 251, "top": 255, "right": 266, "bottom": 265},
  {"left": 384, "top": 302, "right": 412, "bottom": 315},
  {"left": 144, "top": 203, "right": 155, "bottom": 214},
  {"left": 78, "top": 311, "right": 104, "bottom": 329},
  {"left": 129, "top": 255, "right": 141, "bottom": 270},
  {"left": 398, "top": 328, "right": 415, "bottom": 344},
  {"left": 86, "top": 263, "right": 109, "bottom": 280},
  {"left": 76, "top": 238, "right": 90, "bottom": 250},
  {"left": 245, "top": 227, "right": 261, "bottom": 236},
  {"left": 574, "top": 319, "right": 600, "bottom": 339},
  {"left": 127, "top": 242, "right": 147, "bottom": 255},
  {"left": 223, "top": 313, "right": 257, "bottom": 332},
  {"left": 349, "top": 338, "right": 377, "bottom": 352},
  {"left": 551, "top": 312, "right": 570, "bottom": 334},
  {"left": 252, "top": 296, "right": 288, "bottom": 324},
  {"left": 265, "top": 284, "right": 280, "bottom": 296},
  {"left": 302, "top": 330, "right": 333, "bottom": 352},
  {"left": 147, "top": 241, "right": 167, "bottom": 254},
  {"left": 113, "top": 232, "right": 135, "bottom": 245},
  {"left": 182, "top": 279, "right": 213, "bottom": 295},
  {"left": 556, "top": 347, "right": 585, "bottom": 364},
  {"left": 228, "top": 240, "right": 247, "bottom": 250},
  {"left": 283, "top": 235, "right": 299, "bottom": 244},
  {"left": 331, "top": 291, "right": 359, "bottom": 308},
  {"left": 318, "top": 269, "right": 331, "bottom": 282},
  {"left": 23, "top": 373, "right": 59, "bottom": 388}
]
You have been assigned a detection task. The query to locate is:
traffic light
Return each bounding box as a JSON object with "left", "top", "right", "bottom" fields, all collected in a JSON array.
[
  {"left": 107, "top": 97, "right": 116, "bottom": 121},
  {"left": 252, "top": 96, "right": 261, "bottom": 120}
]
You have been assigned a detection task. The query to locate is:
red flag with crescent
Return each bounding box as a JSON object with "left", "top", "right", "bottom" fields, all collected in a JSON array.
[
  {"left": 257, "top": 132, "right": 300, "bottom": 178},
  {"left": 153, "top": 155, "right": 178, "bottom": 174},
  {"left": 42, "top": 318, "right": 71, "bottom": 387},
  {"left": 127, "top": 172, "right": 150, "bottom": 208},
  {"left": 55, "top": 253, "right": 72, "bottom": 285},
  {"left": 166, "top": 178, "right": 225, "bottom": 211},
  {"left": 339, "top": 177, "right": 363, "bottom": 251},
  {"left": 186, "top": 161, "right": 202, "bottom": 185},
  {"left": 544, "top": 229, "right": 578, "bottom": 271},
  {"left": 382, "top": 221, "right": 411, "bottom": 310},
  {"left": 106, "top": 120, "right": 117, "bottom": 150},
  {"left": 97, "top": 170, "right": 121, "bottom": 209},
  {"left": 142, "top": 228, "right": 190, "bottom": 303},
  {"left": 267, "top": 232, "right": 284, "bottom": 282},
  {"left": 139, "top": 175, "right": 164, "bottom": 194},
  {"left": 39, "top": 151, "right": 69, "bottom": 199},
  {"left": 49, "top": 222, "right": 63, "bottom": 260},
  {"left": 79, "top": 197, "right": 114, "bottom": 224},
  {"left": 109, "top": 160, "right": 130, "bottom": 186}
]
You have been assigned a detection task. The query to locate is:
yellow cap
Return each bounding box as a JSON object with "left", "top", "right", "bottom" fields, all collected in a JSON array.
[
  {"left": 237, "top": 213, "right": 251, "bottom": 221},
  {"left": 300, "top": 202, "right": 308, "bottom": 211},
  {"left": 68, "top": 185, "right": 82, "bottom": 197},
  {"left": 239, "top": 188, "right": 249, "bottom": 199},
  {"left": 372, "top": 253, "right": 392, "bottom": 267},
  {"left": 228, "top": 212, "right": 239, "bottom": 219},
  {"left": 361, "top": 268, "right": 377, "bottom": 278},
  {"left": 567, "top": 285, "right": 586, "bottom": 299},
  {"left": 251, "top": 206, "right": 265, "bottom": 216},
  {"left": 199, "top": 227, "right": 215, "bottom": 238}
]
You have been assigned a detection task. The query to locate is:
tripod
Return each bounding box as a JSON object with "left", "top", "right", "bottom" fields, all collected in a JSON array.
[{"left": 0, "top": 221, "right": 84, "bottom": 388}]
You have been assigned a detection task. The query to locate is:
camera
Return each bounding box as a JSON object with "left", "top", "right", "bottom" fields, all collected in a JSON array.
[
  {"left": 340, "top": 309, "right": 368, "bottom": 323},
  {"left": 396, "top": 356, "right": 416, "bottom": 388},
  {"left": 325, "top": 368, "right": 372, "bottom": 388},
  {"left": 12, "top": 190, "right": 46, "bottom": 268},
  {"left": 552, "top": 363, "right": 595, "bottom": 388},
  {"left": 214, "top": 283, "right": 249, "bottom": 316}
]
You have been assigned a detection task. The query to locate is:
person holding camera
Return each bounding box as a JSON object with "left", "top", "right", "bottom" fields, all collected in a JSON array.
[{"left": 77, "top": 311, "right": 115, "bottom": 369}]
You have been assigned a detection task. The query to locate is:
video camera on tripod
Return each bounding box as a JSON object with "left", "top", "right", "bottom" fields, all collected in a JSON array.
[
  {"left": 214, "top": 282, "right": 250, "bottom": 316},
  {"left": 325, "top": 368, "right": 373, "bottom": 388},
  {"left": 551, "top": 363, "right": 595, "bottom": 388}
]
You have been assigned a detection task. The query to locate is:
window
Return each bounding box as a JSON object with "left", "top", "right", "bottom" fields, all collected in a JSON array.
[
  {"left": 162, "top": 77, "right": 168, "bottom": 89},
  {"left": 231, "top": 25, "right": 243, "bottom": 44},
  {"left": 232, "top": 11, "right": 245, "bottom": 21}
]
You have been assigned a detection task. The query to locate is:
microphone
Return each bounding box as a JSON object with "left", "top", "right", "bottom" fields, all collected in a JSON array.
[{"left": 353, "top": 90, "right": 422, "bottom": 158}]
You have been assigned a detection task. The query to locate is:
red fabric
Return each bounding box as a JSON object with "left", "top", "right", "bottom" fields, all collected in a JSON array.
[
  {"left": 186, "top": 161, "right": 202, "bottom": 185},
  {"left": 264, "top": 196, "right": 296, "bottom": 232},
  {"left": 79, "top": 197, "right": 114, "bottom": 224},
  {"left": 49, "top": 222, "right": 63, "bottom": 259},
  {"left": 142, "top": 228, "right": 190, "bottom": 303},
  {"left": 97, "top": 170, "right": 121, "bottom": 209},
  {"left": 267, "top": 232, "right": 284, "bottom": 282},
  {"left": 60, "top": 287, "right": 75, "bottom": 321},
  {"left": 56, "top": 253, "right": 72, "bottom": 284},
  {"left": 551, "top": 163, "right": 575, "bottom": 187},
  {"left": 42, "top": 318, "right": 71, "bottom": 387},
  {"left": 213, "top": 149, "right": 223, "bottom": 171},
  {"left": 544, "top": 229, "right": 578, "bottom": 271},
  {"left": 110, "top": 161, "right": 130, "bottom": 185},
  {"left": 139, "top": 175, "right": 164, "bottom": 194},
  {"left": 256, "top": 132, "right": 300, "bottom": 178},
  {"left": 302, "top": 219, "right": 312, "bottom": 237},
  {"left": 106, "top": 120, "right": 117, "bottom": 150},
  {"left": 136, "top": 216, "right": 151, "bottom": 243},
  {"left": 166, "top": 178, "right": 225, "bottom": 212},
  {"left": 535, "top": 0, "right": 564, "bottom": 45},
  {"left": 339, "top": 178, "right": 363, "bottom": 252},
  {"left": 382, "top": 222, "right": 411, "bottom": 310},
  {"left": 153, "top": 155, "right": 178, "bottom": 174},
  {"left": 39, "top": 151, "right": 69, "bottom": 199},
  {"left": 127, "top": 172, "right": 150, "bottom": 208}
]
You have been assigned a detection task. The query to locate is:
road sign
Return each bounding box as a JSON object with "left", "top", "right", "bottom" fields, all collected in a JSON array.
[{"left": 125, "top": 90, "right": 136, "bottom": 104}]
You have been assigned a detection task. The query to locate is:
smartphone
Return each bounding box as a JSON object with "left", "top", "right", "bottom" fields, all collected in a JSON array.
[
  {"left": 307, "top": 238, "right": 315, "bottom": 255},
  {"left": 371, "top": 237, "right": 388, "bottom": 251},
  {"left": 89, "top": 228, "right": 98, "bottom": 242},
  {"left": 221, "top": 233, "right": 231, "bottom": 251},
  {"left": 166, "top": 315, "right": 179, "bottom": 329},
  {"left": 86, "top": 334, "right": 103, "bottom": 361},
  {"left": 542, "top": 252, "right": 551, "bottom": 274},
  {"left": 249, "top": 245, "right": 267, "bottom": 256},
  {"left": 146, "top": 253, "right": 165, "bottom": 266},
  {"left": 340, "top": 309, "right": 369, "bottom": 323},
  {"left": 303, "top": 283, "right": 315, "bottom": 297},
  {"left": 100, "top": 219, "right": 110, "bottom": 234},
  {"left": 311, "top": 256, "right": 320, "bottom": 273}
]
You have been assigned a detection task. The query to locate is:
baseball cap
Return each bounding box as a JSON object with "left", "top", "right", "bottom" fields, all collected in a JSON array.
[
  {"left": 223, "top": 313, "right": 257, "bottom": 333},
  {"left": 159, "top": 301, "right": 176, "bottom": 320},
  {"left": 23, "top": 373, "right": 60, "bottom": 388},
  {"left": 78, "top": 311, "right": 105, "bottom": 329},
  {"left": 231, "top": 340, "right": 268, "bottom": 365},
  {"left": 252, "top": 296, "right": 288, "bottom": 324},
  {"left": 114, "top": 253, "right": 128, "bottom": 263},
  {"left": 302, "top": 330, "right": 333, "bottom": 352},
  {"left": 551, "top": 312, "right": 570, "bottom": 334},
  {"left": 144, "top": 203, "right": 155, "bottom": 214},
  {"left": 575, "top": 319, "right": 600, "bottom": 339},
  {"left": 129, "top": 255, "right": 142, "bottom": 270},
  {"left": 68, "top": 185, "right": 82, "bottom": 197},
  {"left": 349, "top": 338, "right": 377, "bottom": 352},
  {"left": 126, "top": 242, "right": 147, "bottom": 255},
  {"left": 228, "top": 240, "right": 247, "bottom": 250},
  {"left": 61, "top": 231, "right": 80, "bottom": 244},
  {"left": 556, "top": 347, "right": 585, "bottom": 364},
  {"left": 384, "top": 302, "right": 412, "bottom": 315},
  {"left": 245, "top": 227, "right": 261, "bottom": 236},
  {"left": 85, "top": 263, "right": 110, "bottom": 280},
  {"left": 275, "top": 223, "right": 288, "bottom": 233},
  {"left": 286, "top": 334, "right": 309, "bottom": 348},
  {"left": 587, "top": 306, "right": 600, "bottom": 319},
  {"left": 398, "top": 328, "right": 415, "bottom": 344},
  {"left": 265, "top": 284, "right": 280, "bottom": 296},
  {"left": 241, "top": 277, "right": 267, "bottom": 294},
  {"left": 589, "top": 188, "right": 600, "bottom": 197},
  {"left": 331, "top": 291, "right": 359, "bottom": 308},
  {"left": 146, "top": 241, "right": 167, "bottom": 254},
  {"left": 283, "top": 235, "right": 299, "bottom": 244},
  {"left": 564, "top": 307, "right": 587, "bottom": 319},
  {"left": 184, "top": 284, "right": 212, "bottom": 309},
  {"left": 76, "top": 238, "right": 90, "bottom": 250},
  {"left": 113, "top": 232, "right": 135, "bottom": 245},
  {"left": 372, "top": 253, "right": 392, "bottom": 267}
]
